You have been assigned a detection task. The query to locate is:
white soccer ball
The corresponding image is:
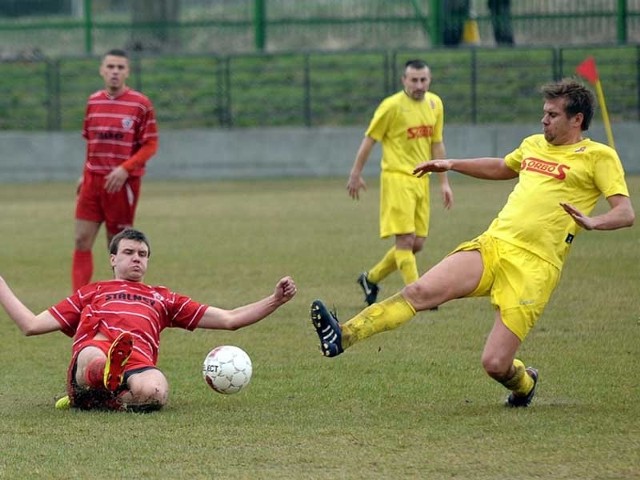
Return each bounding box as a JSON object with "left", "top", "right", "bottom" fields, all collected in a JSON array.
[{"left": 202, "top": 345, "right": 252, "bottom": 394}]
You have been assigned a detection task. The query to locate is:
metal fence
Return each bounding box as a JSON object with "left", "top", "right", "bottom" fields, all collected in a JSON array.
[
  {"left": 1, "top": 0, "right": 640, "bottom": 59},
  {"left": 1, "top": 45, "right": 637, "bottom": 131}
]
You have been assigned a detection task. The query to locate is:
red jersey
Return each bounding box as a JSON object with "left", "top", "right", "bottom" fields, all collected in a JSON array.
[
  {"left": 82, "top": 88, "right": 158, "bottom": 177},
  {"left": 49, "top": 280, "right": 208, "bottom": 368}
]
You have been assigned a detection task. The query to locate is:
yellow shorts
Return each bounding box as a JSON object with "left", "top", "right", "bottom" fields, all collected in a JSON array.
[
  {"left": 380, "top": 172, "right": 430, "bottom": 238},
  {"left": 451, "top": 234, "right": 561, "bottom": 341}
]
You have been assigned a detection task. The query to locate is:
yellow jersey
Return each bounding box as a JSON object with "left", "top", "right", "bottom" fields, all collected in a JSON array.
[
  {"left": 365, "top": 90, "right": 444, "bottom": 176},
  {"left": 487, "top": 134, "right": 630, "bottom": 268}
]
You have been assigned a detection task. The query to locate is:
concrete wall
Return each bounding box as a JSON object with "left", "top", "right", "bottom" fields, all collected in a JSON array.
[{"left": 1, "top": 123, "right": 639, "bottom": 183}]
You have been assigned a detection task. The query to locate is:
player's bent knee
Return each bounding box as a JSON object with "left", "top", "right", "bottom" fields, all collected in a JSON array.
[
  {"left": 129, "top": 381, "right": 169, "bottom": 407},
  {"left": 127, "top": 369, "right": 169, "bottom": 406},
  {"left": 402, "top": 283, "right": 422, "bottom": 305},
  {"left": 402, "top": 281, "right": 438, "bottom": 310},
  {"left": 481, "top": 354, "right": 511, "bottom": 380}
]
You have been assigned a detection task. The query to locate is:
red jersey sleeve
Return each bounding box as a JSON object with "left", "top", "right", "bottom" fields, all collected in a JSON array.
[
  {"left": 48, "top": 292, "right": 85, "bottom": 337},
  {"left": 164, "top": 290, "right": 208, "bottom": 331}
]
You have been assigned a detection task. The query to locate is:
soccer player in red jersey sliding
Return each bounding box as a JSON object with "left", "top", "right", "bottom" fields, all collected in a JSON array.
[
  {"left": 73, "top": 49, "right": 159, "bottom": 291},
  {"left": 0, "top": 229, "right": 297, "bottom": 412}
]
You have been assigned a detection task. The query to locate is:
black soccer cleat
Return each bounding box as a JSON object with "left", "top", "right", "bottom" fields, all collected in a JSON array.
[
  {"left": 310, "top": 300, "right": 343, "bottom": 357},
  {"left": 357, "top": 272, "right": 379, "bottom": 306},
  {"left": 505, "top": 367, "right": 539, "bottom": 408}
]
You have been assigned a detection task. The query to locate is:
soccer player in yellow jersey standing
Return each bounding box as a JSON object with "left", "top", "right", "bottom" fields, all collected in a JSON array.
[
  {"left": 348, "top": 59, "right": 453, "bottom": 306},
  {"left": 313, "top": 79, "right": 634, "bottom": 407}
]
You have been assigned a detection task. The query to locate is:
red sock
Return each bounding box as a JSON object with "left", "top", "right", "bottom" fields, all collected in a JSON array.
[
  {"left": 84, "top": 357, "right": 106, "bottom": 389},
  {"left": 72, "top": 249, "right": 93, "bottom": 291}
]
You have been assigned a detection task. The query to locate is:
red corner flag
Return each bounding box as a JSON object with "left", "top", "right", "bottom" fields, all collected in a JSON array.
[{"left": 576, "top": 56, "right": 599, "bottom": 84}]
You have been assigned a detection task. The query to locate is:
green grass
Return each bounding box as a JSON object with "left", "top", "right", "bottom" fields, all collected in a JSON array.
[{"left": 0, "top": 176, "right": 638, "bottom": 479}]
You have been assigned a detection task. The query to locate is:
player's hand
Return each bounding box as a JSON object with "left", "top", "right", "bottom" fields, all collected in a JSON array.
[
  {"left": 560, "top": 202, "right": 594, "bottom": 230},
  {"left": 441, "top": 183, "right": 454, "bottom": 210},
  {"left": 347, "top": 175, "right": 367, "bottom": 200},
  {"left": 274, "top": 276, "right": 297, "bottom": 304},
  {"left": 413, "top": 160, "right": 452, "bottom": 177},
  {"left": 104, "top": 166, "right": 129, "bottom": 193}
]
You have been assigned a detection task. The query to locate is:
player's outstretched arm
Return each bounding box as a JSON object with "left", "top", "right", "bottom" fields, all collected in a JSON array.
[
  {"left": 0, "top": 276, "right": 61, "bottom": 336},
  {"left": 414, "top": 157, "right": 517, "bottom": 180},
  {"left": 197, "top": 276, "right": 297, "bottom": 331}
]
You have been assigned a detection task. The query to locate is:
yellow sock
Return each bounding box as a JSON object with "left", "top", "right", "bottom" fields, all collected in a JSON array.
[
  {"left": 367, "top": 247, "right": 397, "bottom": 284},
  {"left": 395, "top": 248, "right": 419, "bottom": 285},
  {"left": 500, "top": 359, "right": 534, "bottom": 396},
  {"left": 342, "top": 293, "right": 416, "bottom": 348}
]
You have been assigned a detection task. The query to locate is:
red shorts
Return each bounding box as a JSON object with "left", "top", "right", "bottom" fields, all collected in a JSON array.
[{"left": 75, "top": 172, "right": 142, "bottom": 236}]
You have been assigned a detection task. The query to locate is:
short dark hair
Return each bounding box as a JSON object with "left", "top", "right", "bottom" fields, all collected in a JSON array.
[
  {"left": 109, "top": 228, "right": 151, "bottom": 257},
  {"left": 541, "top": 79, "right": 595, "bottom": 131},
  {"left": 404, "top": 59, "right": 428, "bottom": 71},
  {"left": 104, "top": 48, "right": 128, "bottom": 59}
]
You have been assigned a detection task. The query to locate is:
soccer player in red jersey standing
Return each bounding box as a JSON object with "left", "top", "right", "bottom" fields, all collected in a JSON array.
[
  {"left": 0, "top": 228, "right": 297, "bottom": 412},
  {"left": 73, "top": 49, "right": 158, "bottom": 291}
]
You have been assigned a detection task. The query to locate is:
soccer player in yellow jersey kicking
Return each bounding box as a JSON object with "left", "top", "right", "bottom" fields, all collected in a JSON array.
[
  {"left": 348, "top": 59, "right": 453, "bottom": 307},
  {"left": 313, "top": 79, "right": 635, "bottom": 407}
]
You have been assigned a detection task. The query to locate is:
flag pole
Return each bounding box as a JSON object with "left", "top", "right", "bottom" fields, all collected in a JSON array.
[
  {"left": 594, "top": 80, "right": 615, "bottom": 149},
  {"left": 575, "top": 56, "right": 615, "bottom": 149}
]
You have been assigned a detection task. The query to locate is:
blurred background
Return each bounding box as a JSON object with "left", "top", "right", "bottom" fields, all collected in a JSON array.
[
  {"left": 2, "top": 1, "right": 639, "bottom": 179},
  {"left": 2, "top": 0, "right": 640, "bottom": 130}
]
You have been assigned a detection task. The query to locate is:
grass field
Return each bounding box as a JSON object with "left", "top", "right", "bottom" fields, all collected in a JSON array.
[{"left": 0, "top": 176, "right": 638, "bottom": 479}]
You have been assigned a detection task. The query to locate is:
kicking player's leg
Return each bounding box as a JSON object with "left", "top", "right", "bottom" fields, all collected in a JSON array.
[
  {"left": 312, "top": 249, "right": 483, "bottom": 356},
  {"left": 345, "top": 250, "right": 482, "bottom": 345}
]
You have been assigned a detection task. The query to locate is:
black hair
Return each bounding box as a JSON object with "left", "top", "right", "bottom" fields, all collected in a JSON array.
[
  {"left": 541, "top": 79, "right": 595, "bottom": 131},
  {"left": 404, "top": 59, "right": 429, "bottom": 70},
  {"left": 104, "top": 48, "right": 128, "bottom": 59},
  {"left": 109, "top": 228, "right": 151, "bottom": 257}
]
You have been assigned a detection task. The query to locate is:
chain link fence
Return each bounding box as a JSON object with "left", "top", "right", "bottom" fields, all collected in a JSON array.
[
  {"left": 2, "top": 45, "right": 638, "bottom": 131},
  {"left": 1, "top": 0, "right": 640, "bottom": 59}
]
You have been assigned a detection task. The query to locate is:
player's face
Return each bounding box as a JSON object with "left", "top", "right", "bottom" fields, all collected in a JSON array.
[
  {"left": 110, "top": 239, "right": 149, "bottom": 282},
  {"left": 100, "top": 55, "right": 129, "bottom": 94},
  {"left": 541, "top": 97, "right": 583, "bottom": 145},
  {"left": 402, "top": 67, "right": 431, "bottom": 100}
]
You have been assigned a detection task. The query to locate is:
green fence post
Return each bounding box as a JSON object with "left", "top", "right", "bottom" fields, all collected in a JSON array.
[
  {"left": 470, "top": 49, "right": 477, "bottom": 124},
  {"left": 132, "top": 55, "right": 143, "bottom": 92},
  {"left": 636, "top": 46, "right": 640, "bottom": 121},
  {"left": 429, "top": 0, "right": 443, "bottom": 47},
  {"left": 223, "top": 56, "right": 232, "bottom": 127},
  {"left": 617, "top": 0, "right": 628, "bottom": 45},
  {"left": 46, "top": 59, "right": 61, "bottom": 131},
  {"left": 254, "top": 0, "right": 266, "bottom": 52},
  {"left": 303, "top": 54, "right": 311, "bottom": 127},
  {"left": 409, "top": 0, "right": 431, "bottom": 44},
  {"left": 84, "top": 0, "right": 93, "bottom": 55}
]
